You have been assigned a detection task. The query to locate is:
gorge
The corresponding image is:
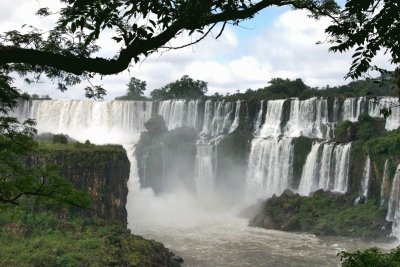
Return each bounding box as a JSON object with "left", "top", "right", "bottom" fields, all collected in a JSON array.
[{"left": 14, "top": 96, "right": 400, "bottom": 266}]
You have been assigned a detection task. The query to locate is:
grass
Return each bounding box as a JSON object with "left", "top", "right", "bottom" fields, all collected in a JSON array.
[{"left": 0, "top": 205, "right": 181, "bottom": 267}]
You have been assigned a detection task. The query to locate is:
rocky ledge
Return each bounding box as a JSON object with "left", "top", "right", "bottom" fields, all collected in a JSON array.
[{"left": 249, "top": 189, "right": 392, "bottom": 240}]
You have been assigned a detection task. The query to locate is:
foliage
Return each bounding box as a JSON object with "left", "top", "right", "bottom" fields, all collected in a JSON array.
[
  {"left": 339, "top": 247, "right": 400, "bottom": 267},
  {"left": 0, "top": 72, "right": 90, "bottom": 208},
  {"left": 326, "top": 0, "right": 400, "bottom": 80},
  {"left": 335, "top": 114, "right": 386, "bottom": 143},
  {"left": 253, "top": 190, "right": 390, "bottom": 239},
  {"left": 224, "top": 78, "right": 310, "bottom": 102},
  {"left": 151, "top": 75, "right": 207, "bottom": 100},
  {"left": 365, "top": 128, "right": 400, "bottom": 159},
  {"left": 52, "top": 134, "right": 68, "bottom": 144},
  {"left": 0, "top": 205, "right": 182, "bottom": 267},
  {"left": 115, "top": 77, "right": 147, "bottom": 100}
]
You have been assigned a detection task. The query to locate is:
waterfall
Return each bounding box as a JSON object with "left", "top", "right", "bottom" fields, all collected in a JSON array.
[
  {"left": 186, "top": 100, "right": 200, "bottom": 130},
  {"left": 284, "top": 98, "right": 331, "bottom": 139},
  {"left": 195, "top": 144, "right": 216, "bottom": 200},
  {"left": 200, "top": 100, "right": 236, "bottom": 137},
  {"left": 386, "top": 165, "right": 400, "bottom": 237},
  {"left": 297, "top": 142, "right": 351, "bottom": 196},
  {"left": 332, "top": 97, "right": 340, "bottom": 123},
  {"left": 298, "top": 142, "right": 322, "bottom": 195},
  {"left": 381, "top": 159, "right": 390, "bottom": 206},
  {"left": 342, "top": 97, "right": 365, "bottom": 122},
  {"left": 259, "top": 99, "right": 285, "bottom": 137},
  {"left": 332, "top": 143, "right": 351, "bottom": 193},
  {"left": 368, "top": 97, "right": 400, "bottom": 130},
  {"left": 229, "top": 100, "right": 241, "bottom": 133},
  {"left": 355, "top": 156, "right": 371, "bottom": 204},
  {"left": 253, "top": 100, "right": 264, "bottom": 135},
  {"left": 27, "top": 100, "right": 152, "bottom": 143},
  {"left": 246, "top": 137, "right": 294, "bottom": 199},
  {"left": 246, "top": 97, "right": 351, "bottom": 199},
  {"left": 193, "top": 100, "right": 239, "bottom": 198},
  {"left": 361, "top": 156, "right": 371, "bottom": 199},
  {"left": 158, "top": 100, "right": 187, "bottom": 130},
  {"left": 14, "top": 100, "right": 154, "bottom": 194}
]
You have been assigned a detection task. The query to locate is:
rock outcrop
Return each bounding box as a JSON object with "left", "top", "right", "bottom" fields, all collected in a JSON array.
[
  {"left": 30, "top": 143, "right": 130, "bottom": 224},
  {"left": 250, "top": 189, "right": 392, "bottom": 240}
]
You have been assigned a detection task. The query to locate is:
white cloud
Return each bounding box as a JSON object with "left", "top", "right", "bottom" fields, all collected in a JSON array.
[{"left": 0, "top": 5, "right": 394, "bottom": 99}]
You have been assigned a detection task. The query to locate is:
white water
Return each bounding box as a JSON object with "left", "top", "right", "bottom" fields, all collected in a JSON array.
[
  {"left": 361, "top": 156, "right": 371, "bottom": 199},
  {"left": 381, "top": 160, "right": 390, "bottom": 206},
  {"left": 298, "top": 142, "right": 351, "bottom": 196},
  {"left": 246, "top": 98, "right": 350, "bottom": 200},
  {"left": 387, "top": 165, "right": 400, "bottom": 237},
  {"left": 342, "top": 97, "right": 366, "bottom": 122},
  {"left": 246, "top": 137, "right": 294, "bottom": 199},
  {"left": 284, "top": 97, "right": 332, "bottom": 139},
  {"left": 368, "top": 97, "right": 400, "bottom": 130},
  {"left": 253, "top": 100, "right": 264, "bottom": 135}
]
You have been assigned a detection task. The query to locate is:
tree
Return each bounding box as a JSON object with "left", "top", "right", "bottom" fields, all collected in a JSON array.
[
  {"left": 151, "top": 75, "right": 207, "bottom": 100},
  {"left": 0, "top": 72, "right": 91, "bottom": 207},
  {"left": 0, "top": 0, "right": 338, "bottom": 97},
  {"left": 115, "top": 77, "right": 147, "bottom": 100},
  {"left": 325, "top": 0, "right": 400, "bottom": 82}
]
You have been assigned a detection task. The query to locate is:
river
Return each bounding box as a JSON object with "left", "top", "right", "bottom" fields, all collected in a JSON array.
[{"left": 128, "top": 189, "right": 394, "bottom": 267}]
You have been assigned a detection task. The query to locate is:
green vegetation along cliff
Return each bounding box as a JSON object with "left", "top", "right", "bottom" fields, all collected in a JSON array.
[{"left": 32, "top": 142, "right": 130, "bottom": 224}]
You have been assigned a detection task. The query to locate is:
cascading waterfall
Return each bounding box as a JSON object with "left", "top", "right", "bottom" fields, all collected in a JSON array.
[
  {"left": 332, "top": 97, "right": 340, "bottom": 123},
  {"left": 386, "top": 165, "right": 400, "bottom": 237},
  {"left": 195, "top": 100, "right": 240, "bottom": 199},
  {"left": 246, "top": 97, "right": 352, "bottom": 201},
  {"left": 229, "top": 100, "right": 241, "bottom": 133},
  {"left": 13, "top": 96, "right": 400, "bottom": 265},
  {"left": 195, "top": 144, "right": 217, "bottom": 201},
  {"left": 361, "top": 156, "right": 371, "bottom": 199},
  {"left": 246, "top": 137, "right": 294, "bottom": 199},
  {"left": 342, "top": 97, "right": 365, "bottom": 122},
  {"left": 258, "top": 99, "right": 285, "bottom": 137},
  {"left": 253, "top": 100, "right": 264, "bottom": 135},
  {"left": 15, "top": 100, "right": 154, "bottom": 194},
  {"left": 28, "top": 100, "right": 152, "bottom": 144},
  {"left": 298, "top": 142, "right": 322, "bottom": 195},
  {"left": 355, "top": 156, "right": 371, "bottom": 204},
  {"left": 284, "top": 97, "right": 332, "bottom": 139},
  {"left": 297, "top": 142, "right": 351, "bottom": 196},
  {"left": 368, "top": 97, "right": 400, "bottom": 130},
  {"left": 156, "top": 99, "right": 240, "bottom": 198},
  {"left": 381, "top": 160, "right": 390, "bottom": 206}
]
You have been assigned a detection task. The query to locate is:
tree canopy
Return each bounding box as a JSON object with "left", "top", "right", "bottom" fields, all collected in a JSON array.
[
  {"left": 325, "top": 0, "right": 400, "bottom": 81},
  {"left": 151, "top": 75, "right": 207, "bottom": 100},
  {"left": 0, "top": 73, "right": 91, "bottom": 207},
  {"left": 115, "top": 77, "right": 147, "bottom": 100}
]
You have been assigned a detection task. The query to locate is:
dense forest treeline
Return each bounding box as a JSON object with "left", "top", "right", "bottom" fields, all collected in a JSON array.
[{"left": 108, "top": 74, "right": 400, "bottom": 102}]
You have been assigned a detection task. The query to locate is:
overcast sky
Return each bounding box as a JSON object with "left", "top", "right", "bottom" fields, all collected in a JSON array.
[{"left": 0, "top": 0, "right": 392, "bottom": 100}]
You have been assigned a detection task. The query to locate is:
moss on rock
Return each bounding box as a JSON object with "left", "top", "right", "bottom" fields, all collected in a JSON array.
[{"left": 250, "top": 189, "right": 391, "bottom": 240}]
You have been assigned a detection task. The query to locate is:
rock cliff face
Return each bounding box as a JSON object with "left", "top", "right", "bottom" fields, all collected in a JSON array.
[{"left": 30, "top": 143, "right": 130, "bottom": 224}]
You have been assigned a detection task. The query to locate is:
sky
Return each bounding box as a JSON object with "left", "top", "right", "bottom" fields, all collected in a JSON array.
[{"left": 0, "top": 0, "right": 392, "bottom": 100}]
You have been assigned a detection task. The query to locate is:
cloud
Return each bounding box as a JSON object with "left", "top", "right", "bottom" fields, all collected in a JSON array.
[{"left": 0, "top": 5, "right": 394, "bottom": 99}]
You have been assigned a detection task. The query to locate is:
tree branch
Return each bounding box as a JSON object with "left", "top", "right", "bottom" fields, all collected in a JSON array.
[{"left": 0, "top": 0, "right": 305, "bottom": 76}]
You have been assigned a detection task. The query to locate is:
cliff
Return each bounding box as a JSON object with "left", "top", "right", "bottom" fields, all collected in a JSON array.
[{"left": 30, "top": 142, "right": 130, "bottom": 224}]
